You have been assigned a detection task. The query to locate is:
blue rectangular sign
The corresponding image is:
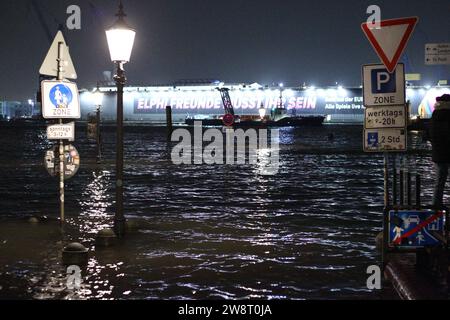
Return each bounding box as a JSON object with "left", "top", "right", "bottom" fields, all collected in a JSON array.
[{"left": 389, "top": 210, "right": 445, "bottom": 248}]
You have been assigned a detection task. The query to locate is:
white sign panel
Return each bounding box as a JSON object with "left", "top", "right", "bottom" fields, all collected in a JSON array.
[
  {"left": 363, "top": 63, "right": 405, "bottom": 107},
  {"left": 41, "top": 80, "right": 80, "bottom": 119},
  {"left": 47, "top": 122, "right": 75, "bottom": 141},
  {"left": 364, "top": 105, "right": 406, "bottom": 129},
  {"left": 364, "top": 128, "right": 407, "bottom": 152},
  {"left": 425, "top": 43, "right": 450, "bottom": 65}
]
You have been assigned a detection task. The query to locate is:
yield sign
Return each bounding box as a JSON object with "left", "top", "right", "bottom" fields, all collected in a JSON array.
[{"left": 361, "top": 17, "right": 418, "bottom": 73}]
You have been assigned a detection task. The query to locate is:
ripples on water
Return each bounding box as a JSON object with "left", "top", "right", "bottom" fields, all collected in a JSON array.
[{"left": 0, "top": 125, "right": 439, "bottom": 300}]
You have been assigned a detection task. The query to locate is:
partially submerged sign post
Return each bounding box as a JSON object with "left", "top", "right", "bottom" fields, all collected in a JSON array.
[
  {"left": 40, "top": 31, "right": 80, "bottom": 224},
  {"left": 359, "top": 17, "right": 445, "bottom": 272}
]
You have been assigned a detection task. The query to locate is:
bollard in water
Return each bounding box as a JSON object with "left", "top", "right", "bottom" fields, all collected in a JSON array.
[
  {"left": 166, "top": 106, "right": 173, "bottom": 140},
  {"left": 62, "top": 242, "right": 89, "bottom": 266},
  {"left": 28, "top": 217, "right": 40, "bottom": 224},
  {"left": 95, "top": 228, "right": 118, "bottom": 248}
]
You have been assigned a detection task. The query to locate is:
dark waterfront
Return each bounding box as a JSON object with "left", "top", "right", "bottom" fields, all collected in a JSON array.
[{"left": 0, "top": 124, "right": 439, "bottom": 300}]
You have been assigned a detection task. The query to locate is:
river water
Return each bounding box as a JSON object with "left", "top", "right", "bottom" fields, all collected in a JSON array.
[{"left": 0, "top": 124, "right": 439, "bottom": 300}]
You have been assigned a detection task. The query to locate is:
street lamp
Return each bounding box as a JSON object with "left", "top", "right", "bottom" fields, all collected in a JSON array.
[{"left": 106, "top": 0, "right": 136, "bottom": 237}]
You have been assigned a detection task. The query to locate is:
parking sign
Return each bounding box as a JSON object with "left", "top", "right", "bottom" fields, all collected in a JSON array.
[{"left": 363, "top": 64, "right": 405, "bottom": 107}]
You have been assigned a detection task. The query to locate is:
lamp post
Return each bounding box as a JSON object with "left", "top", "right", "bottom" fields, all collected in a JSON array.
[
  {"left": 106, "top": 0, "right": 136, "bottom": 237},
  {"left": 278, "top": 83, "right": 284, "bottom": 109},
  {"left": 93, "top": 86, "right": 104, "bottom": 163}
]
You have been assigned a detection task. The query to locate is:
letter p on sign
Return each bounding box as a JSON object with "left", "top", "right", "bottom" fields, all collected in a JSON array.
[{"left": 371, "top": 69, "right": 397, "bottom": 94}]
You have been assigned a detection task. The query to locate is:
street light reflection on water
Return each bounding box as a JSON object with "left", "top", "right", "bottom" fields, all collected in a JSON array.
[{"left": 79, "top": 170, "right": 113, "bottom": 237}]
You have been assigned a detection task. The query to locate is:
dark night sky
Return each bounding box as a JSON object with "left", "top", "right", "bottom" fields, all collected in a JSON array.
[{"left": 0, "top": 0, "right": 449, "bottom": 101}]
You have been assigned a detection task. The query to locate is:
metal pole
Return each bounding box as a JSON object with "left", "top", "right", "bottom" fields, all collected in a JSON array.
[
  {"left": 114, "top": 62, "right": 126, "bottom": 237},
  {"left": 166, "top": 106, "right": 173, "bottom": 140},
  {"left": 407, "top": 170, "right": 412, "bottom": 206},
  {"left": 392, "top": 154, "right": 397, "bottom": 206},
  {"left": 96, "top": 104, "right": 102, "bottom": 163},
  {"left": 57, "top": 41, "right": 65, "bottom": 224},
  {"left": 416, "top": 174, "right": 421, "bottom": 208},
  {"left": 384, "top": 153, "right": 389, "bottom": 207},
  {"left": 382, "top": 153, "right": 390, "bottom": 272}
]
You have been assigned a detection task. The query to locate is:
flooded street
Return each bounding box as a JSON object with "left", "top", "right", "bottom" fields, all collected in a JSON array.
[{"left": 0, "top": 125, "right": 438, "bottom": 299}]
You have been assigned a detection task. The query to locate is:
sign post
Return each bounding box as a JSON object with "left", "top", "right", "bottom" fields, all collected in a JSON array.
[{"left": 40, "top": 31, "right": 80, "bottom": 225}]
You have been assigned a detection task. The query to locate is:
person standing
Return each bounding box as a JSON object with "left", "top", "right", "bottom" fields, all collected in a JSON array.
[{"left": 431, "top": 94, "right": 450, "bottom": 207}]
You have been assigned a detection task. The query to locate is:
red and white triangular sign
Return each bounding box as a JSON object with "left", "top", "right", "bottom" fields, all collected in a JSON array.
[{"left": 362, "top": 17, "right": 418, "bottom": 73}]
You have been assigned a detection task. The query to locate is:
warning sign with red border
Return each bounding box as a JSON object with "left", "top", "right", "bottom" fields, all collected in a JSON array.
[{"left": 362, "top": 17, "right": 418, "bottom": 73}]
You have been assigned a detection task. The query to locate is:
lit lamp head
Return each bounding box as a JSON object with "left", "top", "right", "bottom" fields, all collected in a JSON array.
[
  {"left": 259, "top": 104, "right": 267, "bottom": 119},
  {"left": 106, "top": 1, "right": 136, "bottom": 64}
]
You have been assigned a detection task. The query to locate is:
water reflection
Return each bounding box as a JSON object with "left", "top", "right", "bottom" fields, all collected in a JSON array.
[{"left": 79, "top": 170, "right": 113, "bottom": 238}]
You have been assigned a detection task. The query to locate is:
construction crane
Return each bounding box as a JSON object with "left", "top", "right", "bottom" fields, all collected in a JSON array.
[
  {"left": 29, "top": 0, "right": 65, "bottom": 44},
  {"left": 217, "top": 88, "right": 236, "bottom": 116}
]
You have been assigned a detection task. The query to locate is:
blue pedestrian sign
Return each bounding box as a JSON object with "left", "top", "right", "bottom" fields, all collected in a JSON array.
[
  {"left": 389, "top": 210, "right": 445, "bottom": 248},
  {"left": 367, "top": 132, "right": 379, "bottom": 148},
  {"left": 49, "top": 84, "right": 74, "bottom": 109},
  {"left": 41, "top": 80, "right": 80, "bottom": 119},
  {"left": 363, "top": 63, "right": 405, "bottom": 107}
]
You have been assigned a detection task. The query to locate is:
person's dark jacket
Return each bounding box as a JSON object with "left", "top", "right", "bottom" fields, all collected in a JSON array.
[{"left": 431, "top": 100, "right": 450, "bottom": 163}]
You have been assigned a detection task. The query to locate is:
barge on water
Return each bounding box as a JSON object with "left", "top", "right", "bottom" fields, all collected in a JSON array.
[
  {"left": 185, "top": 114, "right": 326, "bottom": 127},
  {"left": 185, "top": 87, "right": 325, "bottom": 127}
]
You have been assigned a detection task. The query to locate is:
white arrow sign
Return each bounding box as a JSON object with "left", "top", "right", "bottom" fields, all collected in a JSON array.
[
  {"left": 39, "top": 31, "right": 77, "bottom": 79},
  {"left": 425, "top": 43, "right": 450, "bottom": 65}
]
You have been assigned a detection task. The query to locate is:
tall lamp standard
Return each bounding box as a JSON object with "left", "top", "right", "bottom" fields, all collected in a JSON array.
[
  {"left": 106, "top": 0, "right": 136, "bottom": 237},
  {"left": 93, "top": 86, "right": 104, "bottom": 163}
]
